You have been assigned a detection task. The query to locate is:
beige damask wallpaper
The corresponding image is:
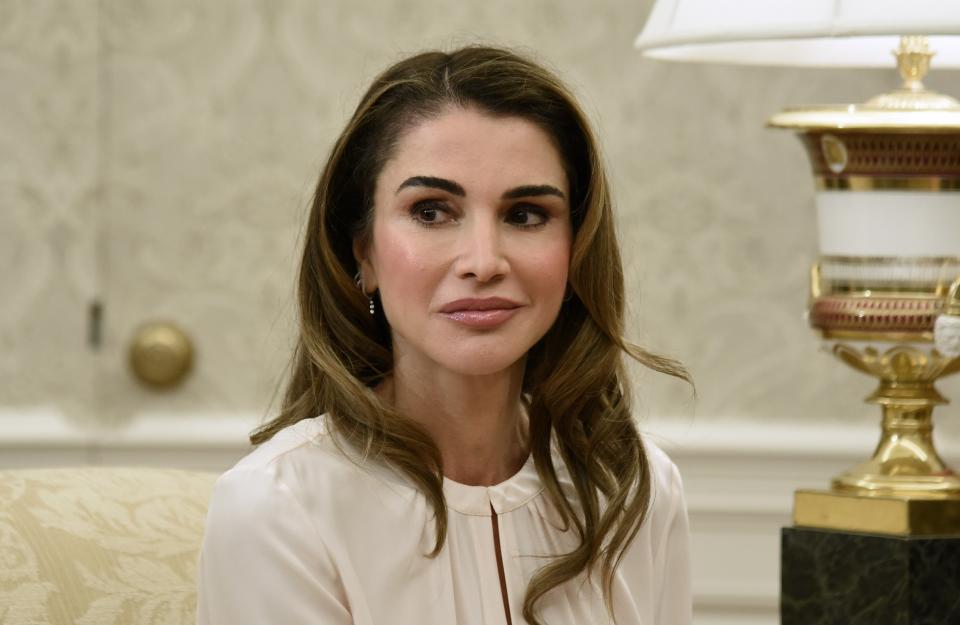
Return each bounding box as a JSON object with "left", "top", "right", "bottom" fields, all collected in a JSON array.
[{"left": 3, "top": 0, "right": 960, "bottom": 439}]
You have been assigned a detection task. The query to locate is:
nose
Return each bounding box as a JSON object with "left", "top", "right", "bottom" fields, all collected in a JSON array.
[{"left": 454, "top": 214, "right": 509, "bottom": 283}]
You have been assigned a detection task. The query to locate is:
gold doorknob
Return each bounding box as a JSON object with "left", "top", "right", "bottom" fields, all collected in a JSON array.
[{"left": 128, "top": 321, "right": 194, "bottom": 389}]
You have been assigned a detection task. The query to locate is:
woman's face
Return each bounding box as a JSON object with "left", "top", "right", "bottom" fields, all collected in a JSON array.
[{"left": 355, "top": 106, "right": 573, "bottom": 377}]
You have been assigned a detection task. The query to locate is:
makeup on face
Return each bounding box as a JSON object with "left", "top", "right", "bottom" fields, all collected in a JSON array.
[{"left": 358, "top": 107, "right": 573, "bottom": 377}]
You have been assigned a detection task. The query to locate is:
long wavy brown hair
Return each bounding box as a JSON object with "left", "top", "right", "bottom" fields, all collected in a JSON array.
[{"left": 252, "top": 45, "right": 691, "bottom": 625}]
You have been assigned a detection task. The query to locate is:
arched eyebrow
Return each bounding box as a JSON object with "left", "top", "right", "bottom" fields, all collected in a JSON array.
[
  {"left": 502, "top": 185, "right": 565, "bottom": 200},
  {"left": 396, "top": 176, "right": 565, "bottom": 200},
  {"left": 397, "top": 176, "right": 464, "bottom": 196}
]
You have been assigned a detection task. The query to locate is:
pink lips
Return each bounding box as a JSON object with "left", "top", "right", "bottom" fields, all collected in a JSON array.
[{"left": 438, "top": 297, "right": 523, "bottom": 329}]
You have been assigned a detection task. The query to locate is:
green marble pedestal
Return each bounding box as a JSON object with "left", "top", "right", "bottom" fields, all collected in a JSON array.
[{"left": 781, "top": 526, "right": 960, "bottom": 625}]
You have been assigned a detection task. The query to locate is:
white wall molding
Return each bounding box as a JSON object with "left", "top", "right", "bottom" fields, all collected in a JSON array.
[{"left": 0, "top": 408, "right": 260, "bottom": 470}]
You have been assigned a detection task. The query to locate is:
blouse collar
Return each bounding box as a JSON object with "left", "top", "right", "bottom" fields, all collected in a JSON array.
[{"left": 442, "top": 452, "right": 544, "bottom": 516}]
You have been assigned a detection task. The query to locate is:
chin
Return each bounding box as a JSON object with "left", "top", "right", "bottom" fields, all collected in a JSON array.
[{"left": 431, "top": 347, "right": 528, "bottom": 378}]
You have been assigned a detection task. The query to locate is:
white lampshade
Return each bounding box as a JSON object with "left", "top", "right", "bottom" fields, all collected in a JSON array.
[{"left": 636, "top": 0, "right": 960, "bottom": 67}]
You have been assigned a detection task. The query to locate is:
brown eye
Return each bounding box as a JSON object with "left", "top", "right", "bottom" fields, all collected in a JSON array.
[
  {"left": 411, "top": 201, "right": 452, "bottom": 226},
  {"left": 506, "top": 205, "right": 548, "bottom": 228}
]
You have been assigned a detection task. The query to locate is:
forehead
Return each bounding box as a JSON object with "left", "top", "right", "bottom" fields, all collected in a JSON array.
[{"left": 377, "top": 107, "right": 568, "bottom": 194}]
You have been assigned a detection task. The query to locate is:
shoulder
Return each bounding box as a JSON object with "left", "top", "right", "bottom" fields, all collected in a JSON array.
[
  {"left": 218, "top": 416, "right": 330, "bottom": 493},
  {"left": 549, "top": 435, "right": 685, "bottom": 535},
  {"left": 640, "top": 436, "right": 686, "bottom": 530},
  {"left": 643, "top": 437, "right": 683, "bottom": 497},
  {"left": 210, "top": 416, "right": 355, "bottom": 522},
  {"left": 207, "top": 416, "right": 340, "bottom": 531},
  {"left": 210, "top": 415, "right": 413, "bottom": 531},
  {"left": 197, "top": 418, "right": 356, "bottom": 625},
  {"left": 232, "top": 414, "right": 332, "bottom": 473},
  {"left": 636, "top": 436, "right": 692, "bottom": 622},
  {"left": 614, "top": 435, "right": 690, "bottom": 596}
]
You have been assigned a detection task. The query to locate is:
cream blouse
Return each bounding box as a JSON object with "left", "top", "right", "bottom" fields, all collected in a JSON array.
[{"left": 196, "top": 415, "right": 691, "bottom": 625}]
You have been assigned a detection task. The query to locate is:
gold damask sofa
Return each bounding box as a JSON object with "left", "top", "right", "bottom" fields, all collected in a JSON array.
[{"left": 0, "top": 468, "right": 218, "bottom": 625}]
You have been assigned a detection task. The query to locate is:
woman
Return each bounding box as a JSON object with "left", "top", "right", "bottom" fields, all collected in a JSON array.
[{"left": 197, "top": 46, "right": 692, "bottom": 625}]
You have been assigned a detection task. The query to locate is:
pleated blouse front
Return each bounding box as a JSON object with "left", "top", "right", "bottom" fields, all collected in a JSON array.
[{"left": 196, "top": 415, "right": 691, "bottom": 625}]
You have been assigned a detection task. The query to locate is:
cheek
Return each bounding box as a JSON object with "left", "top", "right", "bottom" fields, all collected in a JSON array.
[
  {"left": 370, "top": 227, "right": 437, "bottom": 306},
  {"left": 521, "top": 237, "right": 571, "bottom": 301}
]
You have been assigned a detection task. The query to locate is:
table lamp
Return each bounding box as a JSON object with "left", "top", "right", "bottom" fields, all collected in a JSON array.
[{"left": 637, "top": 1, "right": 960, "bottom": 622}]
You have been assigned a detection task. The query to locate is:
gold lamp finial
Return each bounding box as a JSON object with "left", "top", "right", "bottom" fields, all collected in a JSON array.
[
  {"left": 864, "top": 35, "right": 960, "bottom": 111},
  {"left": 895, "top": 35, "right": 934, "bottom": 91}
]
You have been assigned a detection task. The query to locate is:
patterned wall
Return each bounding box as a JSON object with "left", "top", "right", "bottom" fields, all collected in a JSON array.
[
  {"left": 3, "top": 0, "right": 960, "bottom": 440},
  {"left": 1, "top": 1, "right": 99, "bottom": 422}
]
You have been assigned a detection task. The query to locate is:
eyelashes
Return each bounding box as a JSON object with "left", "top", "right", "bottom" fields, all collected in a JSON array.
[
  {"left": 410, "top": 200, "right": 447, "bottom": 226},
  {"left": 409, "top": 200, "right": 550, "bottom": 230}
]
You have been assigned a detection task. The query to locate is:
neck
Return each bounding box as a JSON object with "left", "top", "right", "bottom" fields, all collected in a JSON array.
[{"left": 379, "top": 361, "right": 529, "bottom": 487}]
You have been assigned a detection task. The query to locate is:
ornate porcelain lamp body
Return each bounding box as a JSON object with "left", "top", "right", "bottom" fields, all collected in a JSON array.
[{"left": 636, "top": 1, "right": 960, "bottom": 536}]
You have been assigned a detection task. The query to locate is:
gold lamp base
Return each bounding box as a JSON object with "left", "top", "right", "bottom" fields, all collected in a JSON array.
[
  {"left": 828, "top": 348, "right": 960, "bottom": 496},
  {"left": 800, "top": 345, "right": 960, "bottom": 536},
  {"left": 794, "top": 489, "right": 960, "bottom": 536}
]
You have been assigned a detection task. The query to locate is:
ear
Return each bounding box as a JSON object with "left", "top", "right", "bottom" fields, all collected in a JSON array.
[{"left": 352, "top": 237, "right": 378, "bottom": 293}]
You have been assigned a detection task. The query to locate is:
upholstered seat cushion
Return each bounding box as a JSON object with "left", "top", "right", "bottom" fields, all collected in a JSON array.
[{"left": 0, "top": 468, "right": 218, "bottom": 625}]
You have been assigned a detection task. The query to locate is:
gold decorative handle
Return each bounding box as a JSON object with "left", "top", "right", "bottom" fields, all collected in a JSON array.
[
  {"left": 946, "top": 276, "right": 960, "bottom": 316},
  {"left": 809, "top": 261, "right": 822, "bottom": 299},
  {"left": 128, "top": 321, "right": 194, "bottom": 389}
]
